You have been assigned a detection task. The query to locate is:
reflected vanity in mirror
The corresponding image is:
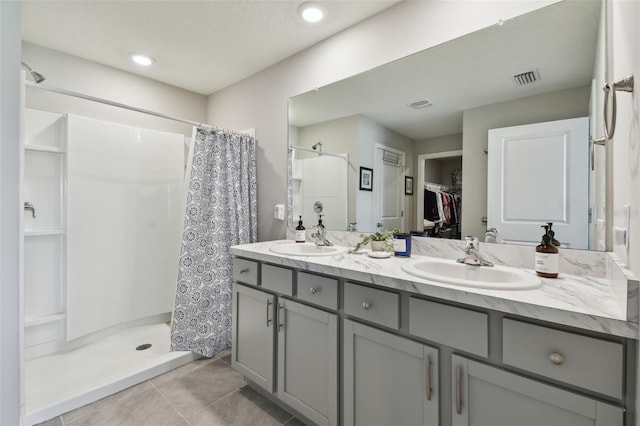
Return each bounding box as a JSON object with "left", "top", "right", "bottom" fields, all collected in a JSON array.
[{"left": 288, "top": 0, "right": 606, "bottom": 250}]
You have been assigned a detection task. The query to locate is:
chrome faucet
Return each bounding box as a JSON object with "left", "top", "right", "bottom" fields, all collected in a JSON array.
[
  {"left": 457, "top": 236, "right": 493, "bottom": 267},
  {"left": 311, "top": 215, "right": 333, "bottom": 246}
]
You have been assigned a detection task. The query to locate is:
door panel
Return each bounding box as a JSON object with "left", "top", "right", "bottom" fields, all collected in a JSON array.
[
  {"left": 277, "top": 299, "right": 338, "bottom": 426},
  {"left": 487, "top": 117, "right": 589, "bottom": 249},
  {"left": 375, "top": 146, "right": 404, "bottom": 231},
  {"left": 344, "top": 320, "right": 439, "bottom": 426},
  {"left": 232, "top": 283, "right": 275, "bottom": 392},
  {"left": 451, "top": 355, "right": 623, "bottom": 426}
]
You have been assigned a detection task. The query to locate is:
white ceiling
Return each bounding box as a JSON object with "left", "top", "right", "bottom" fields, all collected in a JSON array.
[{"left": 21, "top": 0, "right": 401, "bottom": 96}]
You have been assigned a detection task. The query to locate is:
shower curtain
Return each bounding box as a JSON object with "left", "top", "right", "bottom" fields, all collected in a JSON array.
[{"left": 170, "top": 128, "right": 257, "bottom": 357}]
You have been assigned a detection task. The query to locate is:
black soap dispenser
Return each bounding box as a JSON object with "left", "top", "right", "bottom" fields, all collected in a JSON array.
[
  {"left": 295, "top": 216, "right": 305, "bottom": 243},
  {"left": 547, "top": 222, "right": 561, "bottom": 247},
  {"left": 535, "top": 225, "right": 559, "bottom": 278}
]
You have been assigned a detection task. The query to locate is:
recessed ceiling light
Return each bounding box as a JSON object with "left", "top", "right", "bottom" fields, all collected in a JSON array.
[
  {"left": 130, "top": 53, "right": 155, "bottom": 66},
  {"left": 298, "top": 2, "right": 324, "bottom": 23},
  {"left": 408, "top": 99, "right": 433, "bottom": 109}
]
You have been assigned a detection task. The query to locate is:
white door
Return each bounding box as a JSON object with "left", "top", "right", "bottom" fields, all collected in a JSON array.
[
  {"left": 487, "top": 117, "right": 589, "bottom": 249},
  {"left": 374, "top": 145, "right": 404, "bottom": 232}
]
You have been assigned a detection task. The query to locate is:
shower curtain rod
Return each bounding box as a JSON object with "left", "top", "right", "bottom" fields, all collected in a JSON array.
[
  {"left": 25, "top": 81, "right": 214, "bottom": 130},
  {"left": 288, "top": 144, "right": 347, "bottom": 160}
]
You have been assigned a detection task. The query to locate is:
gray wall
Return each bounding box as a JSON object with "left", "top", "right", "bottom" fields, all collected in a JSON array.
[
  {"left": 415, "top": 133, "right": 463, "bottom": 157},
  {"left": 461, "top": 84, "right": 590, "bottom": 238},
  {"left": 1, "top": 2, "right": 23, "bottom": 424},
  {"left": 22, "top": 42, "right": 207, "bottom": 139},
  {"left": 206, "top": 1, "right": 555, "bottom": 241}
]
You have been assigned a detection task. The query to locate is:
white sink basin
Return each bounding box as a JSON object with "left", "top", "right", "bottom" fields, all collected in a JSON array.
[
  {"left": 270, "top": 242, "right": 347, "bottom": 257},
  {"left": 402, "top": 258, "right": 541, "bottom": 290}
]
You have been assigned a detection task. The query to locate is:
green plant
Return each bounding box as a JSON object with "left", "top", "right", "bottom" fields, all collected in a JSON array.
[{"left": 350, "top": 229, "right": 399, "bottom": 253}]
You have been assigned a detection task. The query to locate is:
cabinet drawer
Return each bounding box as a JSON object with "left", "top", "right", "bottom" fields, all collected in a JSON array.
[
  {"left": 297, "top": 272, "right": 338, "bottom": 310},
  {"left": 344, "top": 282, "right": 399, "bottom": 329},
  {"left": 502, "top": 319, "right": 624, "bottom": 398},
  {"left": 409, "top": 297, "right": 488, "bottom": 357},
  {"left": 262, "top": 264, "right": 294, "bottom": 296},
  {"left": 233, "top": 258, "right": 258, "bottom": 286}
]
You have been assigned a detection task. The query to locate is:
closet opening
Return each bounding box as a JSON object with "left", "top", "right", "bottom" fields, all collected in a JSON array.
[{"left": 416, "top": 150, "right": 463, "bottom": 240}]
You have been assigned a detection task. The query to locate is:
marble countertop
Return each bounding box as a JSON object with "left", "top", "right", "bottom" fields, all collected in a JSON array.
[{"left": 231, "top": 240, "right": 639, "bottom": 339}]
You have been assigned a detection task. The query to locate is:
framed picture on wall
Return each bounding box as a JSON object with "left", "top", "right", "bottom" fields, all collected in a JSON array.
[
  {"left": 359, "top": 167, "right": 373, "bottom": 191},
  {"left": 405, "top": 176, "right": 414, "bottom": 195}
]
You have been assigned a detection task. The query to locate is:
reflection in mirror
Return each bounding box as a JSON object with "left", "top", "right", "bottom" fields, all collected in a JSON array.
[
  {"left": 287, "top": 0, "right": 605, "bottom": 250},
  {"left": 288, "top": 144, "right": 348, "bottom": 231}
]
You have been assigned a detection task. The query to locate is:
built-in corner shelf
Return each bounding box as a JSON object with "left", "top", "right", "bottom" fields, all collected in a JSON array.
[
  {"left": 25, "top": 144, "right": 65, "bottom": 154},
  {"left": 25, "top": 313, "right": 66, "bottom": 328},
  {"left": 24, "top": 229, "right": 65, "bottom": 237}
]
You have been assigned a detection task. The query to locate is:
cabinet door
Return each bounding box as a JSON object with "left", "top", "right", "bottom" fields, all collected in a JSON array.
[
  {"left": 344, "top": 319, "right": 439, "bottom": 426},
  {"left": 451, "top": 355, "right": 623, "bottom": 426},
  {"left": 232, "top": 283, "right": 275, "bottom": 392},
  {"left": 277, "top": 299, "right": 338, "bottom": 426}
]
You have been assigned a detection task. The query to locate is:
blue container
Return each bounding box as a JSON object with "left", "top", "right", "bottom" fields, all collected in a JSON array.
[{"left": 393, "top": 233, "right": 411, "bottom": 257}]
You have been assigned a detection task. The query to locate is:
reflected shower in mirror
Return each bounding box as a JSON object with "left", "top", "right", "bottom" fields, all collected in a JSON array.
[
  {"left": 287, "top": 0, "right": 606, "bottom": 250},
  {"left": 288, "top": 144, "right": 348, "bottom": 231}
]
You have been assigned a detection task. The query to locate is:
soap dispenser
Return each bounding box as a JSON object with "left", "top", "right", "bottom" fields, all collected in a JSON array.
[
  {"left": 295, "top": 216, "right": 306, "bottom": 243},
  {"left": 535, "top": 225, "right": 559, "bottom": 278},
  {"left": 547, "top": 222, "right": 561, "bottom": 247}
]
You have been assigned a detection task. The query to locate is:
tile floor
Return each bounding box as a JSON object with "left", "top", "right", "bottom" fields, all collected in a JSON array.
[{"left": 37, "top": 351, "right": 305, "bottom": 426}]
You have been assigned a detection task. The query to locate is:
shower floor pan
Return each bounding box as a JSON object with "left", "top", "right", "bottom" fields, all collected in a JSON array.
[{"left": 24, "top": 323, "right": 200, "bottom": 425}]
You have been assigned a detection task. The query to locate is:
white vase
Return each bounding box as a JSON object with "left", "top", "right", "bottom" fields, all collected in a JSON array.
[{"left": 370, "top": 241, "right": 386, "bottom": 251}]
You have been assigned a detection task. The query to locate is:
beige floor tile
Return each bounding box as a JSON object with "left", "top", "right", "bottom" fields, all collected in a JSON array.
[
  {"left": 151, "top": 358, "right": 244, "bottom": 421},
  {"left": 62, "top": 381, "right": 186, "bottom": 426},
  {"left": 35, "top": 416, "right": 63, "bottom": 426},
  {"left": 190, "top": 386, "right": 294, "bottom": 426},
  {"left": 284, "top": 417, "right": 308, "bottom": 426}
]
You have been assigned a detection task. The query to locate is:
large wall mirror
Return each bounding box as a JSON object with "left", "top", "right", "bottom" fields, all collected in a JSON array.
[{"left": 288, "top": 0, "right": 606, "bottom": 251}]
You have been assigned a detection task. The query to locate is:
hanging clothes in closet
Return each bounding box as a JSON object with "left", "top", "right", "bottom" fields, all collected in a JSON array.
[{"left": 423, "top": 182, "right": 460, "bottom": 235}]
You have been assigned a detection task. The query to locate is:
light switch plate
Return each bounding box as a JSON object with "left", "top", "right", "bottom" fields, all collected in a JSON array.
[{"left": 274, "top": 204, "right": 285, "bottom": 221}]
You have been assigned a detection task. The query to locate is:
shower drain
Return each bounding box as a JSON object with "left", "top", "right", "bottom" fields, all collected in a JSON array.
[{"left": 136, "top": 343, "right": 152, "bottom": 351}]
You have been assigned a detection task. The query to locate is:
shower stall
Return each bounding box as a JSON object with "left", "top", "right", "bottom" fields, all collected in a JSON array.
[{"left": 23, "top": 108, "right": 199, "bottom": 425}]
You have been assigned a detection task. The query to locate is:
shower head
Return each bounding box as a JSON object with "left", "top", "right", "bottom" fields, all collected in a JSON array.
[
  {"left": 20, "top": 62, "right": 46, "bottom": 83},
  {"left": 312, "top": 141, "right": 323, "bottom": 151}
]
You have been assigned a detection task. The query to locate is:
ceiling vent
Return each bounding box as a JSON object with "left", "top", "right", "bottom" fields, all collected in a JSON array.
[
  {"left": 408, "top": 99, "right": 433, "bottom": 109},
  {"left": 513, "top": 69, "right": 541, "bottom": 86}
]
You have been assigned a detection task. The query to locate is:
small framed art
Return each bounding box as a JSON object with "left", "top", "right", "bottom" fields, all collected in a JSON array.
[
  {"left": 359, "top": 167, "right": 373, "bottom": 191},
  {"left": 405, "top": 176, "right": 414, "bottom": 195}
]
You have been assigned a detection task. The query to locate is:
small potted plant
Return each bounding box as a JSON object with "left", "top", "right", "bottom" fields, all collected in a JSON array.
[{"left": 350, "top": 229, "right": 398, "bottom": 253}]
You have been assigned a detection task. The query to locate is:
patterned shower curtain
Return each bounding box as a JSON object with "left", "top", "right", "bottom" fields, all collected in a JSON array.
[{"left": 170, "top": 128, "right": 257, "bottom": 357}]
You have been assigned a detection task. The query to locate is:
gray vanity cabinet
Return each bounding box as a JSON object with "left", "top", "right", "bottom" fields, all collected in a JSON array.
[
  {"left": 451, "top": 355, "right": 623, "bottom": 426},
  {"left": 343, "top": 319, "right": 439, "bottom": 426},
  {"left": 231, "top": 253, "right": 633, "bottom": 426},
  {"left": 232, "top": 282, "right": 275, "bottom": 392},
  {"left": 232, "top": 263, "right": 339, "bottom": 426},
  {"left": 277, "top": 298, "right": 338, "bottom": 426}
]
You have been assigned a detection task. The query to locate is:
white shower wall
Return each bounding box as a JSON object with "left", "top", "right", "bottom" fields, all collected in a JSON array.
[
  {"left": 23, "top": 109, "right": 185, "bottom": 357},
  {"left": 66, "top": 114, "right": 184, "bottom": 340},
  {"left": 292, "top": 153, "right": 348, "bottom": 230}
]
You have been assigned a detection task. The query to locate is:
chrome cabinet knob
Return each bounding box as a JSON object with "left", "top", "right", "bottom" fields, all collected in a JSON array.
[
  {"left": 309, "top": 287, "right": 320, "bottom": 294},
  {"left": 549, "top": 352, "right": 565, "bottom": 365},
  {"left": 239, "top": 268, "right": 249, "bottom": 274},
  {"left": 362, "top": 301, "right": 372, "bottom": 310}
]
